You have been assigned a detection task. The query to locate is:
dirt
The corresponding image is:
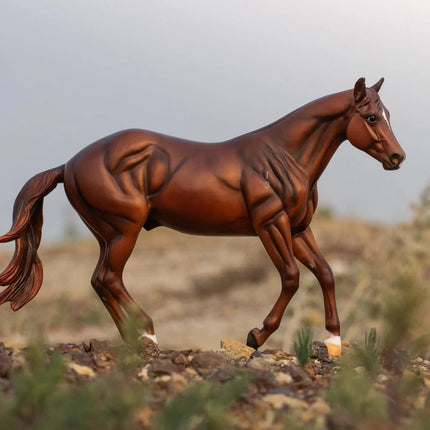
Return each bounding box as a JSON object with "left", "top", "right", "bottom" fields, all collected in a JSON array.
[
  {"left": 0, "top": 338, "right": 338, "bottom": 429},
  {"left": 1, "top": 337, "right": 429, "bottom": 429}
]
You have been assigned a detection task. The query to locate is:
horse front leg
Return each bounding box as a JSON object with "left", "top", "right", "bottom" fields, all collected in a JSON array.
[
  {"left": 247, "top": 210, "right": 300, "bottom": 349},
  {"left": 293, "top": 226, "right": 341, "bottom": 355}
]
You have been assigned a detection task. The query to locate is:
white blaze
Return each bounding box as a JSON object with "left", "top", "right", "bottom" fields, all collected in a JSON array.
[{"left": 382, "top": 108, "right": 392, "bottom": 131}]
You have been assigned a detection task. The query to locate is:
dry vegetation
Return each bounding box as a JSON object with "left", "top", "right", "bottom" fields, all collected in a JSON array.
[{"left": 0, "top": 191, "right": 430, "bottom": 428}]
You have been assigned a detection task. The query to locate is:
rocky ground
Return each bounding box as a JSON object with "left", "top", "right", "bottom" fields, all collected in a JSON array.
[{"left": 0, "top": 337, "right": 429, "bottom": 429}]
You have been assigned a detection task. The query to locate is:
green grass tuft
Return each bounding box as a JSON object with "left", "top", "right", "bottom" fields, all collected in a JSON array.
[{"left": 293, "top": 326, "right": 313, "bottom": 367}]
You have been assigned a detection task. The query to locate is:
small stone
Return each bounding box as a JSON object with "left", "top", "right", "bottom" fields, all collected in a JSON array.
[
  {"left": 88, "top": 340, "right": 114, "bottom": 369},
  {"left": 150, "top": 358, "right": 184, "bottom": 376},
  {"left": 89, "top": 339, "right": 112, "bottom": 355},
  {"left": 275, "top": 372, "right": 293, "bottom": 385},
  {"left": 284, "top": 365, "right": 313, "bottom": 385},
  {"left": 137, "top": 365, "right": 150, "bottom": 381},
  {"left": 221, "top": 339, "right": 255, "bottom": 360},
  {"left": 310, "top": 341, "right": 329, "bottom": 361},
  {"left": 210, "top": 367, "right": 236, "bottom": 383},
  {"left": 169, "top": 372, "right": 188, "bottom": 393},
  {"left": 185, "top": 367, "right": 199, "bottom": 379},
  {"left": 309, "top": 398, "right": 331, "bottom": 415},
  {"left": 248, "top": 357, "right": 272, "bottom": 372},
  {"left": 250, "top": 350, "right": 263, "bottom": 359},
  {"left": 155, "top": 374, "right": 171, "bottom": 383},
  {"left": 191, "top": 351, "right": 231, "bottom": 376},
  {"left": 263, "top": 393, "right": 308, "bottom": 410},
  {"left": 171, "top": 353, "right": 189, "bottom": 367},
  {"left": 2, "top": 341, "right": 25, "bottom": 351},
  {"left": 54, "top": 343, "right": 85, "bottom": 355},
  {"left": 254, "top": 371, "right": 279, "bottom": 393},
  {"left": 68, "top": 362, "right": 96, "bottom": 378}
]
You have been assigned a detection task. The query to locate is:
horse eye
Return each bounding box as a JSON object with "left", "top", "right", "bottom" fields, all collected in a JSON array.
[{"left": 366, "top": 115, "right": 377, "bottom": 124}]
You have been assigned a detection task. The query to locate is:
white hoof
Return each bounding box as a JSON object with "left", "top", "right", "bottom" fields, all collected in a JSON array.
[
  {"left": 139, "top": 331, "right": 159, "bottom": 345},
  {"left": 324, "top": 334, "right": 341, "bottom": 356}
]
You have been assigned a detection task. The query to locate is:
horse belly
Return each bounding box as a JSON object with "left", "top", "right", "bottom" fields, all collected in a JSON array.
[{"left": 147, "top": 186, "right": 254, "bottom": 236}]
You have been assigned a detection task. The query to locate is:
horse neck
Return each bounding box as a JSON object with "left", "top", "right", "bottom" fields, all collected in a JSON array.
[{"left": 264, "top": 90, "right": 354, "bottom": 184}]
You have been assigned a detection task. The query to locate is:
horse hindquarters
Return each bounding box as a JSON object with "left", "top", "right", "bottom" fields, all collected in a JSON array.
[{"left": 63, "top": 155, "right": 157, "bottom": 345}]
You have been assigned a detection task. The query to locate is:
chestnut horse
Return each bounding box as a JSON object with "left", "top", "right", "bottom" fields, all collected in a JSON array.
[{"left": 0, "top": 78, "right": 405, "bottom": 354}]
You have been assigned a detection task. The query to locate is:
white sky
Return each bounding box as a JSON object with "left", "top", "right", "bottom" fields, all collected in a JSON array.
[{"left": 1, "top": 1, "right": 429, "bottom": 240}]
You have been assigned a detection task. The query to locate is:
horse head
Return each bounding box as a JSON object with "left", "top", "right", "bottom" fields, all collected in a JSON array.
[{"left": 346, "top": 77, "right": 405, "bottom": 170}]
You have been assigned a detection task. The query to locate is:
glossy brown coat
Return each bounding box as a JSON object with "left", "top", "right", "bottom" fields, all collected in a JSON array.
[{"left": 0, "top": 78, "right": 405, "bottom": 349}]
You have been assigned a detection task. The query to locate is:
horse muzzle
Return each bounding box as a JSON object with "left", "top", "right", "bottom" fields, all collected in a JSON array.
[{"left": 382, "top": 152, "right": 405, "bottom": 170}]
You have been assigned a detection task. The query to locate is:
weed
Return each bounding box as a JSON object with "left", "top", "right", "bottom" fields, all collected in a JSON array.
[
  {"left": 154, "top": 371, "right": 252, "bottom": 430},
  {"left": 326, "top": 360, "right": 388, "bottom": 425},
  {"left": 293, "top": 326, "right": 313, "bottom": 367},
  {"left": 0, "top": 338, "right": 148, "bottom": 430},
  {"left": 351, "top": 328, "right": 382, "bottom": 376}
]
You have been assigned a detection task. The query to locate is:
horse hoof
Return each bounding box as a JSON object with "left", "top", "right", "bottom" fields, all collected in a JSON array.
[
  {"left": 246, "top": 329, "right": 260, "bottom": 349},
  {"left": 139, "top": 335, "right": 160, "bottom": 358},
  {"left": 324, "top": 334, "right": 342, "bottom": 356}
]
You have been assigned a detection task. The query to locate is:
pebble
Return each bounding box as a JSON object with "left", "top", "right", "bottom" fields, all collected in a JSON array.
[
  {"left": 220, "top": 338, "right": 255, "bottom": 360},
  {"left": 248, "top": 357, "right": 272, "bottom": 372},
  {"left": 68, "top": 362, "right": 96, "bottom": 378},
  {"left": 169, "top": 372, "right": 188, "bottom": 393},
  {"left": 309, "top": 398, "right": 331, "bottom": 415},
  {"left": 137, "top": 365, "right": 150, "bottom": 381},
  {"left": 191, "top": 351, "right": 231, "bottom": 376},
  {"left": 263, "top": 393, "right": 308, "bottom": 410},
  {"left": 274, "top": 372, "right": 293, "bottom": 385}
]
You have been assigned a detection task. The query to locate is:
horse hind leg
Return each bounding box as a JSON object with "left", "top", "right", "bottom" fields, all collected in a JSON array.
[
  {"left": 87, "top": 218, "right": 160, "bottom": 356},
  {"left": 64, "top": 163, "right": 157, "bottom": 350},
  {"left": 67, "top": 200, "right": 157, "bottom": 349},
  {"left": 91, "top": 227, "right": 158, "bottom": 351}
]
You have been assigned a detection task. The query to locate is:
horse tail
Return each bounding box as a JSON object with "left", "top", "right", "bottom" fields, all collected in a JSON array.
[{"left": 0, "top": 165, "right": 65, "bottom": 310}]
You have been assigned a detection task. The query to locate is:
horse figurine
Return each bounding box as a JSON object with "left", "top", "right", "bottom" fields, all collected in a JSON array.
[{"left": 0, "top": 78, "right": 405, "bottom": 355}]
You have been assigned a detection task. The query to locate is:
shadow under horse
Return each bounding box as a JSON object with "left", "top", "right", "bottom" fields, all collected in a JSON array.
[{"left": 0, "top": 77, "right": 405, "bottom": 355}]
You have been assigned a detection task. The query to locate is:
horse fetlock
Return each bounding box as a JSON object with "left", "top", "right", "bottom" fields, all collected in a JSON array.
[{"left": 325, "top": 317, "right": 340, "bottom": 335}]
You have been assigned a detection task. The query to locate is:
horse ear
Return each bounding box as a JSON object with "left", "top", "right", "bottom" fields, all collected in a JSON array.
[
  {"left": 371, "top": 77, "right": 384, "bottom": 93},
  {"left": 354, "top": 77, "right": 367, "bottom": 103}
]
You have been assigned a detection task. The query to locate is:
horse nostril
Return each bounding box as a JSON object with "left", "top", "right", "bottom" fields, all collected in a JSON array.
[{"left": 390, "top": 153, "right": 403, "bottom": 165}]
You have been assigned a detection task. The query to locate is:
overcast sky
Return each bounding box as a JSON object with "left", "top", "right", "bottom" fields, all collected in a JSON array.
[{"left": 1, "top": 1, "right": 429, "bottom": 241}]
